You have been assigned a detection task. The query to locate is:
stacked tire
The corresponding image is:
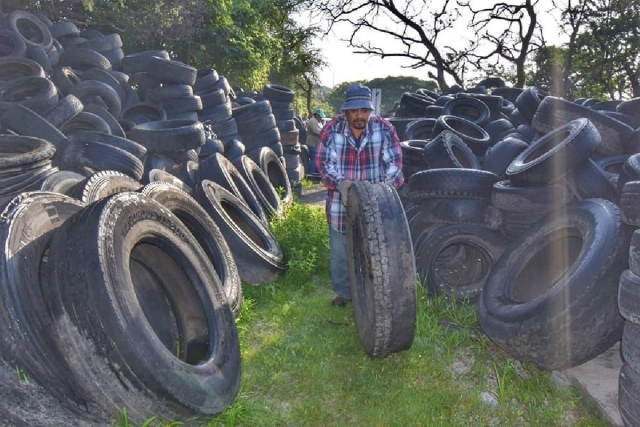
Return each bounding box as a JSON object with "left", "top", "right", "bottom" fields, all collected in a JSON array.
[{"left": 262, "top": 84, "right": 305, "bottom": 195}]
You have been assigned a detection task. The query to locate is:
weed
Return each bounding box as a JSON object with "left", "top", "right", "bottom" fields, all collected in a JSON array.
[{"left": 15, "top": 365, "right": 28, "bottom": 384}]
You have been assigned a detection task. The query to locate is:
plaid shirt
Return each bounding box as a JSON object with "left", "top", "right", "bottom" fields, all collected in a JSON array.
[{"left": 315, "top": 114, "right": 403, "bottom": 233}]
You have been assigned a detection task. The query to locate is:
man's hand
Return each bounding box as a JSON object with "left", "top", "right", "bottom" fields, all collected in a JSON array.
[{"left": 339, "top": 179, "right": 355, "bottom": 206}]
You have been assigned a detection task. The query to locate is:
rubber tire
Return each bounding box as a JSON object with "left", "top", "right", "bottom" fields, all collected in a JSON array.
[
  {"left": 442, "top": 97, "right": 491, "bottom": 127},
  {"left": 140, "top": 182, "right": 242, "bottom": 317},
  {"left": 408, "top": 168, "right": 499, "bottom": 201},
  {"left": 619, "top": 269, "right": 640, "bottom": 325},
  {"left": 232, "top": 155, "right": 282, "bottom": 217},
  {"left": 619, "top": 363, "right": 640, "bottom": 427},
  {"left": 41, "top": 94, "right": 83, "bottom": 129},
  {"left": 423, "top": 131, "right": 479, "bottom": 169},
  {"left": 67, "top": 130, "right": 147, "bottom": 159},
  {"left": 482, "top": 137, "right": 529, "bottom": 178},
  {"left": 198, "top": 153, "right": 269, "bottom": 225},
  {"left": 129, "top": 120, "right": 205, "bottom": 153},
  {"left": 247, "top": 146, "right": 292, "bottom": 205},
  {"left": 0, "top": 192, "right": 88, "bottom": 409},
  {"left": 1, "top": 104, "right": 69, "bottom": 153},
  {"left": 432, "top": 115, "right": 492, "bottom": 155},
  {"left": 414, "top": 223, "right": 508, "bottom": 302},
  {"left": 418, "top": 197, "right": 503, "bottom": 230},
  {"left": 506, "top": 118, "right": 600, "bottom": 187},
  {"left": 346, "top": 181, "right": 416, "bottom": 358},
  {"left": 61, "top": 140, "right": 144, "bottom": 181},
  {"left": 45, "top": 192, "right": 240, "bottom": 422},
  {"left": 196, "top": 180, "right": 285, "bottom": 284},
  {"left": 478, "top": 198, "right": 629, "bottom": 370},
  {"left": 0, "top": 76, "right": 58, "bottom": 114},
  {"left": 532, "top": 96, "right": 633, "bottom": 157}
]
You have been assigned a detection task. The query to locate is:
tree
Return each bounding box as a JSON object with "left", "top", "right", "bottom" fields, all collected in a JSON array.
[
  {"left": 325, "top": 76, "right": 438, "bottom": 114},
  {"left": 269, "top": 24, "right": 327, "bottom": 116},
  {"left": 574, "top": 0, "right": 640, "bottom": 98},
  {"left": 461, "top": 0, "right": 543, "bottom": 88},
  {"left": 305, "top": 0, "right": 469, "bottom": 90},
  {"left": 550, "top": 0, "right": 591, "bottom": 97},
  {"left": 27, "top": 0, "right": 316, "bottom": 90}
]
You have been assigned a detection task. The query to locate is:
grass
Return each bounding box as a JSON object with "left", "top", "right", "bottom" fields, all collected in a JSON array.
[{"left": 118, "top": 202, "right": 608, "bottom": 427}]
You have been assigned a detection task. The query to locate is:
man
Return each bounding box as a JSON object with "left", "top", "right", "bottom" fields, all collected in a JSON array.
[
  {"left": 306, "top": 108, "right": 325, "bottom": 176},
  {"left": 315, "top": 83, "right": 404, "bottom": 307}
]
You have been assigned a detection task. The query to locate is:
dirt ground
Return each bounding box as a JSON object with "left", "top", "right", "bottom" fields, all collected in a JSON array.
[{"left": 299, "top": 180, "right": 326, "bottom": 206}]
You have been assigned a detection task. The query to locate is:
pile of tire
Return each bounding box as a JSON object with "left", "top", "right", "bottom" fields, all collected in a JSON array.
[
  {"left": 393, "top": 79, "right": 640, "bottom": 382},
  {"left": 262, "top": 84, "right": 307, "bottom": 194},
  {"left": 0, "top": 9, "right": 293, "bottom": 424}
]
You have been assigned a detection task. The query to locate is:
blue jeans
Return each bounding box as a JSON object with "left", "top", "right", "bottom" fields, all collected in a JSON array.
[
  {"left": 307, "top": 146, "right": 318, "bottom": 174},
  {"left": 330, "top": 227, "right": 351, "bottom": 299}
]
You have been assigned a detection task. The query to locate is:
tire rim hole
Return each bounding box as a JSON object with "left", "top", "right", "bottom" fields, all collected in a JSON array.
[
  {"left": 431, "top": 243, "right": 490, "bottom": 291},
  {"left": 219, "top": 199, "right": 267, "bottom": 248},
  {"left": 522, "top": 129, "right": 570, "bottom": 164},
  {"left": 130, "top": 242, "right": 210, "bottom": 365},
  {"left": 509, "top": 231, "right": 583, "bottom": 303}
]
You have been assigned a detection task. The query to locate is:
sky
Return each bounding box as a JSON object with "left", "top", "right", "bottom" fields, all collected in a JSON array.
[{"left": 295, "top": 1, "right": 566, "bottom": 89}]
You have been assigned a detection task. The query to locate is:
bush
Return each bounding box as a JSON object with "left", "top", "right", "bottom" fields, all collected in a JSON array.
[{"left": 270, "top": 202, "right": 329, "bottom": 284}]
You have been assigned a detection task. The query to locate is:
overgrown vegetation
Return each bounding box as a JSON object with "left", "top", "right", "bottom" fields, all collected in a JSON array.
[{"left": 115, "top": 202, "right": 606, "bottom": 426}]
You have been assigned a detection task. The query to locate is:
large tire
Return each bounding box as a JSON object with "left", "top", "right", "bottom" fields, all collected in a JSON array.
[
  {"left": 418, "top": 197, "right": 502, "bottom": 230},
  {"left": 478, "top": 198, "right": 630, "bottom": 370},
  {"left": 482, "top": 137, "right": 528, "bottom": 178},
  {"left": 199, "top": 153, "right": 268, "bottom": 225},
  {"left": 442, "top": 97, "right": 491, "bottom": 127},
  {"left": 232, "top": 155, "right": 282, "bottom": 217},
  {"left": 66, "top": 170, "right": 142, "bottom": 203},
  {"left": 423, "top": 131, "right": 479, "bottom": 169},
  {"left": 414, "top": 223, "right": 508, "bottom": 302},
  {"left": 0, "top": 192, "right": 90, "bottom": 411},
  {"left": 408, "top": 168, "right": 499, "bottom": 201},
  {"left": 0, "top": 76, "right": 58, "bottom": 114},
  {"left": 532, "top": 96, "right": 633, "bottom": 156},
  {"left": 506, "top": 118, "right": 600, "bottom": 186},
  {"left": 346, "top": 181, "right": 416, "bottom": 358},
  {"left": 247, "top": 146, "right": 292, "bottom": 205},
  {"left": 619, "top": 363, "right": 640, "bottom": 427},
  {"left": 141, "top": 182, "right": 243, "bottom": 317},
  {"left": 61, "top": 141, "right": 144, "bottom": 180},
  {"left": 129, "top": 120, "right": 205, "bottom": 153},
  {"left": 196, "top": 180, "right": 285, "bottom": 284},
  {"left": 45, "top": 192, "right": 240, "bottom": 423},
  {"left": 432, "top": 115, "right": 492, "bottom": 155},
  {"left": 1, "top": 104, "right": 69, "bottom": 152}
]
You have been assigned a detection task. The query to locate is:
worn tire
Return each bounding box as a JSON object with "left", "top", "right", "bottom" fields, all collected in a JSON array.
[
  {"left": 196, "top": 180, "right": 285, "bottom": 284},
  {"left": 346, "top": 181, "right": 416, "bottom": 358},
  {"left": 141, "top": 182, "right": 242, "bottom": 317},
  {"left": 45, "top": 192, "right": 240, "bottom": 422},
  {"left": 478, "top": 199, "right": 629, "bottom": 370},
  {"left": 506, "top": 118, "right": 600, "bottom": 187}
]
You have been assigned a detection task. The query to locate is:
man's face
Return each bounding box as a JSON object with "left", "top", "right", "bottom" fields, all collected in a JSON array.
[{"left": 345, "top": 108, "right": 372, "bottom": 131}]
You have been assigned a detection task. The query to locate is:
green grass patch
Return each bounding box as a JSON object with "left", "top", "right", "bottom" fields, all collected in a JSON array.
[{"left": 118, "top": 203, "right": 608, "bottom": 427}]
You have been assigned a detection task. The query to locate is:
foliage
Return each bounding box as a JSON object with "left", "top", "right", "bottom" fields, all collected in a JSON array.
[
  {"left": 270, "top": 203, "right": 330, "bottom": 285},
  {"left": 325, "top": 76, "right": 439, "bottom": 114},
  {"left": 24, "top": 0, "right": 321, "bottom": 91}
]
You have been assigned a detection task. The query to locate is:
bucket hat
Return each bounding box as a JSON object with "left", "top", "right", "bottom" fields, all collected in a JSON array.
[{"left": 341, "top": 83, "right": 374, "bottom": 111}]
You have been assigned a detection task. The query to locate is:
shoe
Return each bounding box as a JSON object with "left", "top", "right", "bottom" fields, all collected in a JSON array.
[{"left": 331, "top": 296, "right": 351, "bottom": 307}]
